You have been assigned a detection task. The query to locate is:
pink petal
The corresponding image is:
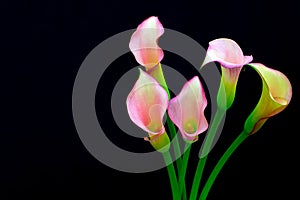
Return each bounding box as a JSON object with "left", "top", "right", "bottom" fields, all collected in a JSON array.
[
  {"left": 168, "top": 76, "right": 208, "bottom": 141},
  {"left": 202, "top": 38, "right": 253, "bottom": 109},
  {"left": 126, "top": 69, "right": 168, "bottom": 135},
  {"left": 202, "top": 38, "right": 253, "bottom": 68},
  {"left": 129, "top": 16, "right": 164, "bottom": 70}
]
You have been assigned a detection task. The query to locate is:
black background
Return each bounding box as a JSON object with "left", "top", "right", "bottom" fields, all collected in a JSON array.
[{"left": 2, "top": 0, "right": 299, "bottom": 199}]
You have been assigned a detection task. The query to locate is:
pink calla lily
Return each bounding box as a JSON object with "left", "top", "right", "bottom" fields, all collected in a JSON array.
[
  {"left": 126, "top": 69, "right": 170, "bottom": 151},
  {"left": 202, "top": 38, "right": 253, "bottom": 109},
  {"left": 129, "top": 16, "right": 164, "bottom": 70},
  {"left": 244, "top": 63, "right": 292, "bottom": 134},
  {"left": 127, "top": 69, "right": 168, "bottom": 135},
  {"left": 168, "top": 76, "right": 208, "bottom": 142}
]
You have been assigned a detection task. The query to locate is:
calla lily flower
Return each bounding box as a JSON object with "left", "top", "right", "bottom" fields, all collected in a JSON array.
[
  {"left": 244, "top": 63, "right": 292, "bottom": 134},
  {"left": 129, "top": 16, "right": 164, "bottom": 70},
  {"left": 126, "top": 69, "right": 170, "bottom": 151},
  {"left": 168, "top": 76, "right": 208, "bottom": 142},
  {"left": 201, "top": 38, "right": 253, "bottom": 109}
]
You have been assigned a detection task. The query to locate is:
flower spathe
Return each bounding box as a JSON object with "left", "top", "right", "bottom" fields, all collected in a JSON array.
[
  {"left": 202, "top": 38, "right": 253, "bottom": 109},
  {"left": 168, "top": 76, "right": 208, "bottom": 142},
  {"left": 126, "top": 69, "right": 170, "bottom": 151},
  {"left": 129, "top": 16, "right": 164, "bottom": 70},
  {"left": 244, "top": 63, "right": 292, "bottom": 134},
  {"left": 202, "top": 38, "right": 253, "bottom": 68}
]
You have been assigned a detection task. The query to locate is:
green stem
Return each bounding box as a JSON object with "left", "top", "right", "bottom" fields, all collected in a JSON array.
[
  {"left": 179, "top": 143, "right": 192, "bottom": 199},
  {"left": 163, "top": 151, "right": 180, "bottom": 200},
  {"left": 167, "top": 115, "right": 182, "bottom": 165},
  {"left": 190, "top": 156, "right": 207, "bottom": 200},
  {"left": 199, "top": 130, "right": 248, "bottom": 200},
  {"left": 148, "top": 64, "right": 186, "bottom": 199},
  {"left": 167, "top": 115, "right": 187, "bottom": 200},
  {"left": 189, "top": 108, "right": 226, "bottom": 200}
]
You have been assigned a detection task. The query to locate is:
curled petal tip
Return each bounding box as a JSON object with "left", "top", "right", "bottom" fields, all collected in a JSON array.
[
  {"left": 201, "top": 54, "right": 212, "bottom": 69},
  {"left": 139, "top": 16, "right": 163, "bottom": 29},
  {"left": 244, "top": 55, "right": 253, "bottom": 64}
]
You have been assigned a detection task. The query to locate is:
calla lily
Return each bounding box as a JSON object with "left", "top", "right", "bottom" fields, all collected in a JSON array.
[
  {"left": 201, "top": 38, "right": 253, "bottom": 109},
  {"left": 168, "top": 76, "right": 208, "bottom": 142},
  {"left": 244, "top": 63, "right": 292, "bottom": 134},
  {"left": 126, "top": 69, "right": 170, "bottom": 152},
  {"left": 129, "top": 16, "right": 164, "bottom": 70}
]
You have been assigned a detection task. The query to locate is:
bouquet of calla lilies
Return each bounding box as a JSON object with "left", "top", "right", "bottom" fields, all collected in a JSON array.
[{"left": 126, "top": 16, "right": 292, "bottom": 200}]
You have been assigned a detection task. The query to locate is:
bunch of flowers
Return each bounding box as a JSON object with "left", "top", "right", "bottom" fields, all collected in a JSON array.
[{"left": 126, "top": 16, "right": 292, "bottom": 200}]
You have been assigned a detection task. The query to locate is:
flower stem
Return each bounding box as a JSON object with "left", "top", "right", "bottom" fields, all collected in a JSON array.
[
  {"left": 179, "top": 143, "right": 192, "bottom": 199},
  {"left": 199, "top": 130, "right": 248, "bottom": 200},
  {"left": 149, "top": 63, "right": 185, "bottom": 199},
  {"left": 163, "top": 151, "right": 180, "bottom": 200},
  {"left": 167, "top": 115, "right": 182, "bottom": 165},
  {"left": 189, "top": 108, "right": 226, "bottom": 200},
  {"left": 167, "top": 115, "right": 187, "bottom": 199}
]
